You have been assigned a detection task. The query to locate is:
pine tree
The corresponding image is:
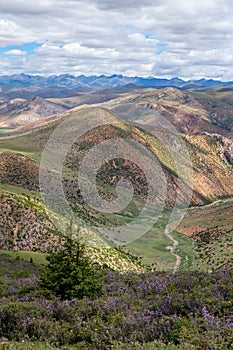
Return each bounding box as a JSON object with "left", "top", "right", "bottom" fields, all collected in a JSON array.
[{"left": 39, "top": 223, "right": 102, "bottom": 300}]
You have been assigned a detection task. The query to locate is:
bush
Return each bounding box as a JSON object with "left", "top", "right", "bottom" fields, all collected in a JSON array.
[{"left": 0, "top": 254, "right": 232, "bottom": 349}]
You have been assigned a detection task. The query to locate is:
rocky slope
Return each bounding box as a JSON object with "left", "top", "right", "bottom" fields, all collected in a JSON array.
[
  {"left": 0, "top": 96, "right": 67, "bottom": 128},
  {"left": 110, "top": 87, "right": 233, "bottom": 136},
  {"left": 0, "top": 191, "right": 61, "bottom": 252}
]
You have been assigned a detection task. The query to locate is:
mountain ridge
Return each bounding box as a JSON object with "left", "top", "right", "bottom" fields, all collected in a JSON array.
[
  {"left": 0, "top": 96, "right": 68, "bottom": 128},
  {"left": 1, "top": 73, "right": 233, "bottom": 92}
]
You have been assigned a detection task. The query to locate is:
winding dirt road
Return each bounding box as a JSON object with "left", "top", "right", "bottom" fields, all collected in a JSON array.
[{"left": 164, "top": 227, "right": 181, "bottom": 273}]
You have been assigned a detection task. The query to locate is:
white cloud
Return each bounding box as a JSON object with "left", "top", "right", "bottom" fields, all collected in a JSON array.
[
  {"left": 4, "top": 49, "right": 26, "bottom": 56},
  {"left": 0, "top": 19, "right": 35, "bottom": 47},
  {"left": 0, "top": 0, "right": 233, "bottom": 79}
]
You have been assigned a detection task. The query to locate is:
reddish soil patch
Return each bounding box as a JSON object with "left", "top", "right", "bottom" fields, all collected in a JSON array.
[{"left": 177, "top": 225, "right": 206, "bottom": 236}]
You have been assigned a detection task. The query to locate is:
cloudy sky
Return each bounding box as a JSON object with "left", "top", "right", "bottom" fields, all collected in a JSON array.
[{"left": 0, "top": 0, "right": 233, "bottom": 79}]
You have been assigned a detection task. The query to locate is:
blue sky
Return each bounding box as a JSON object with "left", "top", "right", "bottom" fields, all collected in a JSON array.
[
  {"left": 0, "top": 42, "right": 41, "bottom": 56},
  {"left": 0, "top": 0, "right": 232, "bottom": 79}
]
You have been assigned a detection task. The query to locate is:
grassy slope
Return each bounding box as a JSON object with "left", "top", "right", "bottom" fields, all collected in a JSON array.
[
  {"left": 177, "top": 198, "right": 233, "bottom": 271},
  {"left": 126, "top": 209, "right": 195, "bottom": 270},
  {"left": 127, "top": 197, "right": 233, "bottom": 271},
  {"left": 0, "top": 128, "right": 14, "bottom": 137},
  {"left": 189, "top": 86, "right": 233, "bottom": 131},
  {"left": 0, "top": 250, "right": 47, "bottom": 264},
  {"left": 0, "top": 187, "right": 144, "bottom": 272}
]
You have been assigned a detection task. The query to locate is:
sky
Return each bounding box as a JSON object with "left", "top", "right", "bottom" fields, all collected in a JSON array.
[{"left": 0, "top": 0, "right": 233, "bottom": 79}]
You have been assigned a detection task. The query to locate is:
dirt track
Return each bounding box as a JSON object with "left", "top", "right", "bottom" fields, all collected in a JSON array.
[{"left": 164, "top": 227, "right": 181, "bottom": 273}]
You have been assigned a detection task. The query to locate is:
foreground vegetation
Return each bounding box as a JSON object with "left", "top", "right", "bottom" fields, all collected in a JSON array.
[{"left": 0, "top": 253, "right": 232, "bottom": 349}]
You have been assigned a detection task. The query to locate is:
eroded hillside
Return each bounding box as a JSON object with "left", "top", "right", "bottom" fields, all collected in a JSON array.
[{"left": 0, "top": 191, "right": 61, "bottom": 252}]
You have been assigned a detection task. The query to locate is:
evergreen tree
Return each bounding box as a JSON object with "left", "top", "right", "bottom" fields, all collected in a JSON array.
[{"left": 40, "top": 224, "right": 102, "bottom": 300}]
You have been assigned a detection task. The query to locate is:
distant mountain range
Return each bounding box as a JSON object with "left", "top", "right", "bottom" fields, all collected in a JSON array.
[{"left": 0, "top": 73, "right": 233, "bottom": 91}]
